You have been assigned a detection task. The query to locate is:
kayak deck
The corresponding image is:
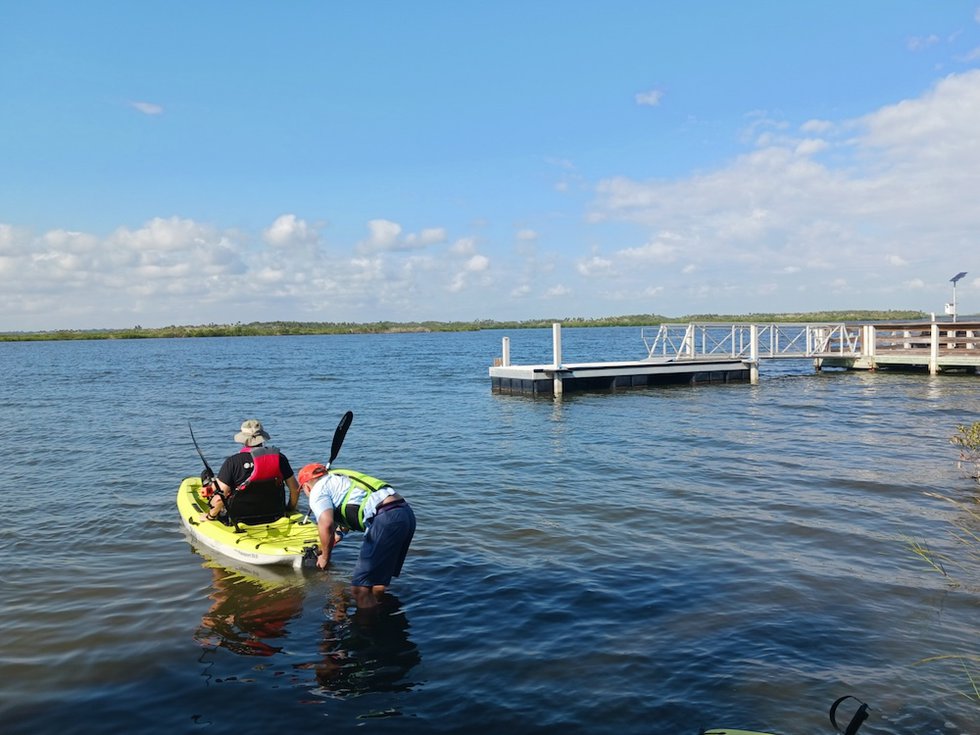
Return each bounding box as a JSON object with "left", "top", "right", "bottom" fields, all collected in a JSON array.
[{"left": 177, "top": 476, "right": 320, "bottom": 568}]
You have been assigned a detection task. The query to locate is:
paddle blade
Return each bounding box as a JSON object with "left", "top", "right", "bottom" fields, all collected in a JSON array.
[{"left": 329, "top": 410, "right": 353, "bottom": 465}]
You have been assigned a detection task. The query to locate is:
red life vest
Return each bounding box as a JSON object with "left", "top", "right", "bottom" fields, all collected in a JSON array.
[
  {"left": 236, "top": 446, "right": 283, "bottom": 492},
  {"left": 225, "top": 446, "right": 286, "bottom": 525}
]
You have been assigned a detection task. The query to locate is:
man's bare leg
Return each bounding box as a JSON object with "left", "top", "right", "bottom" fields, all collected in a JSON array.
[{"left": 352, "top": 585, "right": 382, "bottom": 609}]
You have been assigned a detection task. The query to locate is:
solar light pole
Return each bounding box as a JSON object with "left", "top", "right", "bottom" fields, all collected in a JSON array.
[{"left": 949, "top": 271, "right": 967, "bottom": 322}]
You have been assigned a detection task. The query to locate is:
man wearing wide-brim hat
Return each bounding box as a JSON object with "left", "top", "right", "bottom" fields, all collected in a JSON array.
[{"left": 200, "top": 419, "right": 301, "bottom": 524}]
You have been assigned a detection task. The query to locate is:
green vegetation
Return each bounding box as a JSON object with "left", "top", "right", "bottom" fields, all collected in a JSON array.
[
  {"left": 907, "top": 422, "right": 980, "bottom": 708},
  {"left": 941, "top": 423, "right": 980, "bottom": 585},
  {"left": 0, "top": 309, "right": 930, "bottom": 342},
  {"left": 907, "top": 488, "right": 979, "bottom": 584},
  {"left": 951, "top": 421, "right": 980, "bottom": 481}
]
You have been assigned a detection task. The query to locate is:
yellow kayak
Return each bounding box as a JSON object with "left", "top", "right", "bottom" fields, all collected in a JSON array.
[
  {"left": 699, "top": 694, "right": 869, "bottom": 735},
  {"left": 177, "top": 476, "right": 320, "bottom": 569}
]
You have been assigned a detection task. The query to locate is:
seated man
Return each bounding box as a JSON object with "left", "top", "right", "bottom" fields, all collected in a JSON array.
[{"left": 201, "top": 419, "right": 300, "bottom": 524}]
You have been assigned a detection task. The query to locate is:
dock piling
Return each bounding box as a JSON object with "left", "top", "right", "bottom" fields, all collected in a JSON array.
[
  {"left": 749, "top": 324, "right": 760, "bottom": 384},
  {"left": 552, "top": 323, "right": 564, "bottom": 396}
]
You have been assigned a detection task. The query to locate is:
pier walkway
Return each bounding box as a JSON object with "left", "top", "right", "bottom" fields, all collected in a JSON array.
[
  {"left": 489, "top": 321, "right": 980, "bottom": 396},
  {"left": 642, "top": 321, "right": 980, "bottom": 375}
]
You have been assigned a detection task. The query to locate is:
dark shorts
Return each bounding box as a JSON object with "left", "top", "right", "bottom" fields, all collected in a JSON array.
[{"left": 351, "top": 501, "right": 416, "bottom": 588}]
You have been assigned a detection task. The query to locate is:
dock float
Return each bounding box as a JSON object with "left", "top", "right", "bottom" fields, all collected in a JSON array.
[
  {"left": 490, "top": 358, "right": 749, "bottom": 396},
  {"left": 489, "top": 323, "right": 748, "bottom": 396}
]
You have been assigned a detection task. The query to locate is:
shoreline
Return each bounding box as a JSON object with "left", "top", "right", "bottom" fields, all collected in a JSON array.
[{"left": 0, "top": 310, "right": 929, "bottom": 342}]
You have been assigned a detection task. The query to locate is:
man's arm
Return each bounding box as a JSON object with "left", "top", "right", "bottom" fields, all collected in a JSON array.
[
  {"left": 285, "top": 476, "right": 300, "bottom": 512},
  {"left": 200, "top": 477, "right": 232, "bottom": 521},
  {"left": 316, "top": 507, "right": 336, "bottom": 570}
]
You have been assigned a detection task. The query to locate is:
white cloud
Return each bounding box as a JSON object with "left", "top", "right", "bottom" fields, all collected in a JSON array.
[
  {"left": 635, "top": 89, "right": 664, "bottom": 106},
  {"left": 618, "top": 234, "right": 681, "bottom": 263},
  {"left": 404, "top": 227, "right": 447, "bottom": 247},
  {"left": 41, "top": 229, "right": 99, "bottom": 253},
  {"left": 577, "top": 255, "right": 613, "bottom": 276},
  {"left": 0, "top": 223, "right": 30, "bottom": 256},
  {"left": 108, "top": 216, "right": 211, "bottom": 252},
  {"left": 130, "top": 101, "right": 164, "bottom": 115},
  {"left": 446, "top": 254, "right": 490, "bottom": 293},
  {"left": 545, "top": 157, "right": 576, "bottom": 170},
  {"left": 465, "top": 254, "right": 489, "bottom": 272},
  {"left": 590, "top": 69, "right": 980, "bottom": 312},
  {"left": 450, "top": 237, "right": 477, "bottom": 255},
  {"left": 907, "top": 34, "right": 940, "bottom": 51},
  {"left": 361, "top": 219, "right": 402, "bottom": 252},
  {"left": 8, "top": 63, "right": 980, "bottom": 329},
  {"left": 794, "top": 138, "right": 828, "bottom": 156},
  {"left": 801, "top": 119, "right": 834, "bottom": 134},
  {"left": 263, "top": 214, "right": 320, "bottom": 249},
  {"left": 357, "top": 220, "right": 447, "bottom": 253},
  {"left": 0, "top": 216, "right": 301, "bottom": 328}
]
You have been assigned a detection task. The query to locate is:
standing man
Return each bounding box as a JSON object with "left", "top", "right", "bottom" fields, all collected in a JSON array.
[
  {"left": 297, "top": 464, "right": 416, "bottom": 609},
  {"left": 201, "top": 419, "right": 301, "bottom": 524}
]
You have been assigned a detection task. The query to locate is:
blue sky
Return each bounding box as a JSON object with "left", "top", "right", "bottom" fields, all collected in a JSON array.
[{"left": 2, "top": 2, "right": 980, "bottom": 330}]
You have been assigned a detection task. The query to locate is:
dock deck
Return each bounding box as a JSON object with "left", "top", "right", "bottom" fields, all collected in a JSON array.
[{"left": 490, "top": 356, "right": 749, "bottom": 396}]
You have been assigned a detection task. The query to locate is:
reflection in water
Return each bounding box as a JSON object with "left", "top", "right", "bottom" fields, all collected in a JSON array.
[
  {"left": 194, "top": 563, "right": 306, "bottom": 657},
  {"left": 191, "top": 553, "right": 421, "bottom": 701},
  {"left": 309, "top": 592, "right": 421, "bottom": 697}
]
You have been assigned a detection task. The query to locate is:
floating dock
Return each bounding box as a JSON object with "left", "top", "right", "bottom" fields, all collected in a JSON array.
[
  {"left": 490, "top": 357, "right": 749, "bottom": 396},
  {"left": 489, "top": 321, "right": 980, "bottom": 396},
  {"left": 490, "top": 324, "right": 749, "bottom": 396}
]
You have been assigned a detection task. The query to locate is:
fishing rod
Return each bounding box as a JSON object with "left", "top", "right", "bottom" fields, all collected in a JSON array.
[
  {"left": 189, "top": 420, "right": 231, "bottom": 522},
  {"left": 188, "top": 421, "right": 216, "bottom": 481}
]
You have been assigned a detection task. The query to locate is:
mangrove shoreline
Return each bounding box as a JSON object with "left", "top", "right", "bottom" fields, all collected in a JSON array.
[{"left": 0, "top": 310, "right": 932, "bottom": 342}]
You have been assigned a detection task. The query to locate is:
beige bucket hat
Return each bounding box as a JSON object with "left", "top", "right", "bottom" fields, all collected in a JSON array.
[{"left": 234, "top": 419, "right": 271, "bottom": 447}]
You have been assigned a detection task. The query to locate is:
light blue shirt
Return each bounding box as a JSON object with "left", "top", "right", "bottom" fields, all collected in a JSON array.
[{"left": 308, "top": 472, "right": 393, "bottom": 527}]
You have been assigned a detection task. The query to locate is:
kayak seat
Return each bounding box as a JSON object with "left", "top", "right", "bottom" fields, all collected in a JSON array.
[{"left": 226, "top": 478, "right": 285, "bottom": 525}]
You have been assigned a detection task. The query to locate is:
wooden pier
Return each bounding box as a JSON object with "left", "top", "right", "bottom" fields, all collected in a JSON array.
[{"left": 489, "top": 321, "right": 980, "bottom": 396}]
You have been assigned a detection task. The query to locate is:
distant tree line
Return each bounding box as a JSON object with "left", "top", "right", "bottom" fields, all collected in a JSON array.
[{"left": 0, "top": 310, "right": 931, "bottom": 342}]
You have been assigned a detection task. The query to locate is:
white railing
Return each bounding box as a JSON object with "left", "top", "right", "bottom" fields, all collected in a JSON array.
[{"left": 641, "top": 323, "right": 864, "bottom": 361}]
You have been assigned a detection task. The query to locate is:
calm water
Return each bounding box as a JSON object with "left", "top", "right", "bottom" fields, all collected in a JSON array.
[{"left": 1, "top": 327, "right": 977, "bottom": 735}]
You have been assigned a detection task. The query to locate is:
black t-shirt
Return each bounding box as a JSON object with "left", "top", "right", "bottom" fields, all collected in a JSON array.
[{"left": 217, "top": 446, "right": 295, "bottom": 489}]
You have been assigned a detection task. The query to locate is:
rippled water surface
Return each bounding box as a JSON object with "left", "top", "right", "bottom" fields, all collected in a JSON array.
[{"left": 1, "top": 328, "right": 977, "bottom": 734}]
